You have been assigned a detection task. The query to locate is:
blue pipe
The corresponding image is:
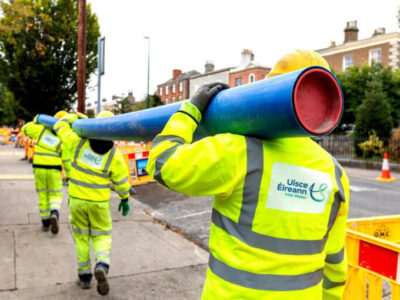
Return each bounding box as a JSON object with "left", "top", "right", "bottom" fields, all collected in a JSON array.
[{"left": 38, "top": 66, "right": 343, "bottom": 141}]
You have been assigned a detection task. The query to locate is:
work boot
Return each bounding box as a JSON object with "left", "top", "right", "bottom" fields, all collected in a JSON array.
[
  {"left": 94, "top": 265, "right": 110, "bottom": 296},
  {"left": 41, "top": 219, "right": 50, "bottom": 232},
  {"left": 49, "top": 210, "right": 59, "bottom": 235},
  {"left": 76, "top": 279, "right": 91, "bottom": 289}
]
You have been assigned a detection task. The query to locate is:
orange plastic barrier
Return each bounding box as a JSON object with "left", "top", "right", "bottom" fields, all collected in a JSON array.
[
  {"left": 344, "top": 215, "right": 400, "bottom": 299},
  {"left": 27, "top": 139, "right": 35, "bottom": 162}
]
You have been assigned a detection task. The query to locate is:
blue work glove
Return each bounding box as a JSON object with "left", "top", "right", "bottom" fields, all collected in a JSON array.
[
  {"left": 118, "top": 199, "right": 130, "bottom": 216},
  {"left": 190, "top": 82, "right": 229, "bottom": 115}
]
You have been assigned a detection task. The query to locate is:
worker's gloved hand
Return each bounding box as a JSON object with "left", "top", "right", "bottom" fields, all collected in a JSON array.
[
  {"left": 33, "top": 115, "right": 39, "bottom": 124},
  {"left": 118, "top": 199, "right": 130, "bottom": 216},
  {"left": 61, "top": 113, "right": 79, "bottom": 124},
  {"left": 190, "top": 82, "right": 229, "bottom": 115}
]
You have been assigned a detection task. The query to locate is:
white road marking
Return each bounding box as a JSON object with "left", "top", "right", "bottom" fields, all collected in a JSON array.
[
  {"left": 350, "top": 185, "right": 378, "bottom": 192},
  {"left": 175, "top": 210, "right": 211, "bottom": 219}
]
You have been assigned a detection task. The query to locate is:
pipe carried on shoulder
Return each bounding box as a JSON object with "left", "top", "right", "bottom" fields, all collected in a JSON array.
[{"left": 38, "top": 66, "right": 343, "bottom": 141}]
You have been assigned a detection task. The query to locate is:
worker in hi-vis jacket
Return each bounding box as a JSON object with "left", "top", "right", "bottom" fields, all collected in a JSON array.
[{"left": 148, "top": 50, "right": 349, "bottom": 299}]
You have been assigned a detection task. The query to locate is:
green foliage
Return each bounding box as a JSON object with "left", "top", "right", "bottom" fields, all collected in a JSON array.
[
  {"left": 85, "top": 108, "right": 95, "bottom": 118},
  {"left": 0, "top": 83, "right": 18, "bottom": 125},
  {"left": 113, "top": 97, "right": 133, "bottom": 115},
  {"left": 0, "top": 0, "right": 100, "bottom": 120},
  {"left": 132, "top": 93, "right": 164, "bottom": 112},
  {"left": 358, "top": 131, "right": 385, "bottom": 159},
  {"left": 354, "top": 78, "right": 393, "bottom": 155},
  {"left": 335, "top": 63, "right": 400, "bottom": 132}
]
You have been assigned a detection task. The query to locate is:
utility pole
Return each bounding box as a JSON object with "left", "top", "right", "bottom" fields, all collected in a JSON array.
[
  {"left": 144, "top": 36, "right": 150, "bottom": 109},
  {"left": 77, "top": 0, "right": 87, "bottom": 113},
  {"left": 97, "top": 37, "right": 105, "bottom": 114}
]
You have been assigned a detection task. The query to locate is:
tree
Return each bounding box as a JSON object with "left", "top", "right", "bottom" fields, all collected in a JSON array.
[
  {"left": 0, "top": 0, "right": 100, "bottom": 120},
  {"left": 335, "top": 62, "right": 400, "bottom": 131},
  {"left": 132, "top": 93, "right": 164, "bottom": 112},
  {"left": 0, "top": 83, "right": 18, "bottom": 125},
  {"left": 112, "top": 97, "right": 133, "bottom": 115},
  {"left": 354, "top": 78, "right": 393, "bottom": 155}
]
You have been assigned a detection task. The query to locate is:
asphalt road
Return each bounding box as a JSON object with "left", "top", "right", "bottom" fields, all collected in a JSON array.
[{"left": 135, "top": 166, "right": 400, "bottom": 250}]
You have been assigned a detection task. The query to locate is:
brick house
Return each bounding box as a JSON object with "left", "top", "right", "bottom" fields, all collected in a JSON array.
[
  {"left": 316, "top": 21, "right": 400, "bottom": 73},
  {"left": 189, "top": 61, "right": 234, "bottom": 98},
  {"left": 157, "top": 69, "right": 200, "bottom": 104},
  {"left": 229, "top": 49, "right": 270, "bottom": 87}
]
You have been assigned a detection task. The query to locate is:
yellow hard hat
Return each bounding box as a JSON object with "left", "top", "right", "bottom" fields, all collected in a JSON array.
[
  {"left": 96, "top": 110, "right": 114, "bottom": 118},
  {"left": 54, "top": 110, "right": 68, "bottom": 118},
  {"left": 266, "top": 50, "right": 330, "bottom": 78}
]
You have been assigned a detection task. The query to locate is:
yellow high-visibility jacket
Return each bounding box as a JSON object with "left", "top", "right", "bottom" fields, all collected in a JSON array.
[
  {"left": 148, "top": 102, "right": 350, "bottom": 300},
  {"left": 54, "top": 120, "right": 130, "bottom": 202},
  {"left": 21, "top": 122, "right": 62, "bottom": 167}
]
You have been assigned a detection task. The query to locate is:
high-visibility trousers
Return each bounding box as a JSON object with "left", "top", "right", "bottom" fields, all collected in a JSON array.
[
  {"left": 33, "top": 168, "right": 63, "bottom": 221},
  {"left": 69, "top": 197, "right": 112, "bottom": 276}
]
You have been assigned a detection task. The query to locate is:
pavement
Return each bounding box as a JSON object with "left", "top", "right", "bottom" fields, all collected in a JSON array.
[
  {"left": 0, "top": 141, "right": 208, "bottom": 300},
  {"left": 1, "top": 137, "right": 399, "bottom": 299}
]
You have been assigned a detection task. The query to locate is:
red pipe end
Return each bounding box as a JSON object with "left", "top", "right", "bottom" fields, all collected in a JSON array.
[{"left": 293, "top": 68, "right": 343, "bottom": 135}]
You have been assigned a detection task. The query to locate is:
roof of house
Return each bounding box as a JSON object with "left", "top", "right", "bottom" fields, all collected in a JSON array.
[
  {"left": 316, "top": 31, "right": 400, "bottom": 56},
  {"left": 158, "top": 70, "right": 201, "bottom": 86}
]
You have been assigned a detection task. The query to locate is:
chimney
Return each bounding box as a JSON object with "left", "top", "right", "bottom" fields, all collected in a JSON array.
[
  {"left": 372, "top": 27, "right": 385, "bottom": 37},
  {"left": 127, "top": 91, "right": 135, "bottom": 104},
  {"left": 330, "top": 41, "right": 336, "bottom": 47},
  {"left": 344, "top": 21, "right": 359, "bottom": 43},
  {"left": 172, "top": 69, "right": 182, "bottom": 80},
  {"left": 205, "top": 60, "right": 215, "bottom": 73},
  {"left": 241, "top": 49, "right": 254, "bottom": 66}
]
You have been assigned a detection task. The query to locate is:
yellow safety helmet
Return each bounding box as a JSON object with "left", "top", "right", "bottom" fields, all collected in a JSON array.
[
  {"left": 54, "top": 110, "right": 68, "bottom": 118},
  {"left": 266, "top": 50, "right": 330, "bottom": 78},
  {"left": 96, "top": 110, "right": 114, "bottom": 118}
]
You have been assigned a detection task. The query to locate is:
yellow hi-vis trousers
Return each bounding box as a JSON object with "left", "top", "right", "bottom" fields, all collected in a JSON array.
[
  {"left": 33, "top": 168, "right": 63, "bottom": 220},
  {"left": 69, "top": 197, "right": 112, "bottom": 276}
]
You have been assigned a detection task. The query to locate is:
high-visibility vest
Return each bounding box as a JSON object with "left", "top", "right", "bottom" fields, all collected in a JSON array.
[
  {"left": 147, "top": 101, "right": 350, "bottom": 299},
  {"left": 32, "top": 127, "right": 62, "bottom": 166},
  {"left": 68, "top": 139, "right": 117, "bottom": 201}
]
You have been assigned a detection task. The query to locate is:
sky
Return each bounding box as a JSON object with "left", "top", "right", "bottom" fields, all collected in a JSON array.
[{"left": 86, "top": 0, "right": 400, "bottom": 107}]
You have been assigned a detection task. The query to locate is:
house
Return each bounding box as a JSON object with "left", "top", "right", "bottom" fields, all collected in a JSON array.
[
  {"left": 157, "top": 69, "right": 200, "bottom": 104},
  {"left": 189, "top": 61, "right": 233, "bottom": 98},
  {"left": 228, "top": 49, "right": 270, "bottom": 87},
  {"left": 317, "top": 21, "right": 400, "bottom": 73}
]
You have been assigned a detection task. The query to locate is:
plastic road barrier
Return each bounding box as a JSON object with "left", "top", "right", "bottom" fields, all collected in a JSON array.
[
  {"left": 344, "top": 215, "right": 400, "bottom": 299},
  {"left": 37, "top": 66, "right": 343, "bottom": 141}
]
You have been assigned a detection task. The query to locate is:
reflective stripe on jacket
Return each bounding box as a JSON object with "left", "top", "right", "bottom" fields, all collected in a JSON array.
[
  {"left": 22, "top": 122, "right": 62, "bottom": 166},
  {"left": 54, "top": 120, "right": 130, "bottom": 201},
  {"left": 148, "top": 101, "right": 350, "bottom": 300}
]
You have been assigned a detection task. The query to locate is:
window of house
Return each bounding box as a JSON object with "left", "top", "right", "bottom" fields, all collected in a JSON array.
[
  {"left": 343, "top": 55, "right": 354, "bottom": 70},
  {"left": 179, "top": 82, "right": 183, "bottom": 92},
  {"left": 235, "top": 77, "right": 242, "bottom": 86},
  {"left": 166, "top": 85, "right": 169, "bottom": 95},
  {"left": 165, "top": 98, "right": 169, "bottom": 104},
  {"left": 249, "top": 74, "right": 255, "bottom": 83},
  {"left": 159, "top": 88, "right": 163, "bottom": 96},
  {"left": 179, "top": 96, "right": 182, "bottom": 101},
  {"left": 172, "top": 84, "right": 176, "bottom": 94},
  {"left": 369, "top": 49, "right": 382, "bottom": 65}
]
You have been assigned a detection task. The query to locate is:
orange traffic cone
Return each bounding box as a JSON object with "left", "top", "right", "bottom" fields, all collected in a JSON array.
[{"left": 376, "top": 152, "right": 396, "bottom": 182}]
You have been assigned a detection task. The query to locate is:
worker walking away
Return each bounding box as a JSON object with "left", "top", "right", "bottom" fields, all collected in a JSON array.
[
  {"left": 54, "top": 110, "right": 131, "bottom": 295},
  {"left": 21, "top": 110, "right": 68, "bottom": 234},
  {"left": 148, "top": 50, "right": 349, "bottom": 300}
]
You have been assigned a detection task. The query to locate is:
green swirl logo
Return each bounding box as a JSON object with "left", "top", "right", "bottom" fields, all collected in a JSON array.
[{"left": 309, "top": 183, "right": 328, "bottom": 202}]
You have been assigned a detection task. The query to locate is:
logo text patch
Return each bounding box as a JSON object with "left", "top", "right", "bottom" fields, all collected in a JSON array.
[{"left": 266, "top": 162, "right": 332, "bottom": 213}]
